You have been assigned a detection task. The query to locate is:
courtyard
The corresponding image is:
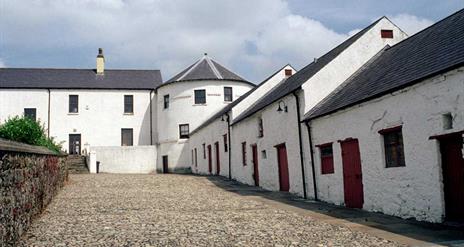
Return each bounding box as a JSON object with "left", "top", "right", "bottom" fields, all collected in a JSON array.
[{"left": 15, "top": 174, "right": 463, "bottom": 246}]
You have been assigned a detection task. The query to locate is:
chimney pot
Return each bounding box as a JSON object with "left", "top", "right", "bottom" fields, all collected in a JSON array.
[{"left": 96, "top": 48, "right": 105, "bottom": 74}]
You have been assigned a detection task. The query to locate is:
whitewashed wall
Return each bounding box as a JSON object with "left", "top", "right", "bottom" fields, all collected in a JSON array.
[
  {"left": 307, "top": 67, "right": 464, "bottom": 223},
  {"left": 89, "top": 146, "right": 157, "bottom": 174},
  {"left": 0, "top": 89, "right": 50, "bottom": 127},
  {"left": 156, "top": 80, "right": 253, "bottom": 172},
  {"left": 230, "top": 93, "right": 305, "bottom": 197},
  {"left": 49, "top": 90, "right": 153, "bottom": 153},
  {"left": 301, "top": 18, "right": 408, "bottom": 113}
]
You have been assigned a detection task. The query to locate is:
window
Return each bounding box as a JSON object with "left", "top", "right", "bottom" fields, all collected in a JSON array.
[
  {"left": 191, "top": 149, "right": 194, "bottom": 166},
  {"left": 224, "top": 87, "right": 233, "bottom": 102},
  {"left": 69, "top": 95, "right": 78, "bottom": 113},
  {"left": 179, "top": 124, "right": 189, "bottom": 139},
  {"left": 285, "top": 69, "right": 293, "bottom": 76},
  {"left": 203, "top": 143, "right": 206, "bottom": 159},
  {"left": 24, "top": 108, "right": 37, "bottom": 121},
  {"left": 319, "top": 143, "right": 334, "bottom": 174},
  {"left": 443, "top": 113, "right": 453, "bottom": 130},
  {"left": 194, "top": 148, "right": 198, "bottom": 167},
  {"left": 261, "top": 150, "right": 267, "bottom": 159},
  {"left": 242, "top": 142, "right": 247, "bottom": 166},
  {"left": 164, "top": 95, "right": 170, "bottom": 109},
  {"left": 194, "top": 89, "right": 206, "bottom": 104},
  {"left": 121, "top": 128, "right": 133, "bottom": 146},
  {"left": 380, "top": 126, "right": 405, "bottom": 168},
  {"left": 381, "top": 29, "right": 394, "bottom": 39},
  {"left": 223, "top": 134, "right": 228, "bottom": 152},
  {"left": 258, "top": 118, "right": 264, "bottom": 138},
  {"left": 124, "top": 95, "right": 134, "bottom": 114}
]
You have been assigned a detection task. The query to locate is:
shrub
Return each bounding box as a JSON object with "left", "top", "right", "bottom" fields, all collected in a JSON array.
[{"left": 0, "top": 116, "right": 62, "bottom": 153}]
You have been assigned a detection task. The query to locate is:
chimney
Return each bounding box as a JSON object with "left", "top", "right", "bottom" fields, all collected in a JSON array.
[{"left": 96, "top": 48, "right": 105, "bottom": 75}]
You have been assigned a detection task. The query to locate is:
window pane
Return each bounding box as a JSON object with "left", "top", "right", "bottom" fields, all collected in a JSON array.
[
  {"left": 179, "top": 124, "right": 189, "bottom": 139},
  {"left": 319, "top": 145, "right": 334, "bottom": 174},
  {"left": 383, "top": 128, "right": 405, "bottom": 167},
  {"left": 121, "top": 129, "right": 133, "bottom": 146},
  {"left": 69, "top": 95, "right": 78, "bottom": 113},
  {"left": 24, "top": 108, "right": 37, "bottom": 121},
  {"left": 124, "top": 95, "right": 133, "bottom": 113},
  {"left": 164, "top": 95, "right": 170, "bottom": 109},
  {"left": 224, "top": 87, "right": 232, "bottom": 102},
  {"left": 194, "top": 90, "right": 206, "bottom": 104}
]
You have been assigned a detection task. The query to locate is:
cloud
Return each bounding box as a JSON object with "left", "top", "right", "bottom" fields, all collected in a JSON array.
[
  {"left": 0, "top": 59, "right": 5, "bottom": 68},
  {"left": 389, "top": 14, "right": 434, "bottom": 35},
  {"left": 0, "top": 1, "right": 432, "bottom": 82}
]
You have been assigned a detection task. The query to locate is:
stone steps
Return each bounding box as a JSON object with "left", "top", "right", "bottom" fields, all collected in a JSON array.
[{"left": 67, "top": 155, "right": 89, "bottom": 174}]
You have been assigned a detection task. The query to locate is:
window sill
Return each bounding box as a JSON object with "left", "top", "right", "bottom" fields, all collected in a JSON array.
[
  {"left": 68, "top": 112, "right": 79, "bottom": 115},
  {"left": 123, "top": 113, "right": 134, "bottom": 115}
]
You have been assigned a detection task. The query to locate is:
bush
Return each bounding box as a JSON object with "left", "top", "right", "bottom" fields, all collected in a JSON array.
[{"left": 0, "top": 116, "right": 62, "bottom": 153}]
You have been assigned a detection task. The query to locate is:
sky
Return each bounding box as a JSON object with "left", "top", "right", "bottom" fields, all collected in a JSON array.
[{"left": 0, "top": 0, "right": 462, "bottom": 83}]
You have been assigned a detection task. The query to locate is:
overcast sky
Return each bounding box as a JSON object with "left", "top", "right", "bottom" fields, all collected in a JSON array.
[{"left": 0, "top": 0, "right": 462, "bottom": 83}]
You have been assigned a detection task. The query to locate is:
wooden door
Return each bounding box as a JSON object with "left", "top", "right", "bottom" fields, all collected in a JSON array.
[
  {"left": 215, "top": 142, "right": 220, "bottom": 175},
  {"left": 341, "top": 139, "right": 364, "bottom": 208},
  {"left": 276, "top": 144, "right": 290, "bottom": 191},
  {"left": 440, "top": 134, "right": 464, "bottom": 221},
  {"left": 69, "top": 134, "right": 81, "bottom": 155},
  {"left": 208, "top": 145, "right": 212, "bottom": 174},
  {"left": 252, "top": 145, "right": 259, "bottom": 186},
  {"left": 162, "top": 155, "right": 169, "bottom": 173}
]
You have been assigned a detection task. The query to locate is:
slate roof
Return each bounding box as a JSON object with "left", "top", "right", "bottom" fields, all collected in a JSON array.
[
  {"left": 190, "top": 64, "right": 293, "bottom": 135},
  {"left": 304, "top": 8, "right": 464, "bottom": 121},
  {"left": 231, "top": 18, "right": 383, "bottom": 125},
  {"left": 161, "top": 54, "right": 252, "bottom": 88},
  {"left": 0, "top": 68, "right": 162, "bottom": 90}
]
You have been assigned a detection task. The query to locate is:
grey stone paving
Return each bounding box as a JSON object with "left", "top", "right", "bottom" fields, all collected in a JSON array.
[{"left": 19, "top": 174, "right": 403, "bottom": 246}]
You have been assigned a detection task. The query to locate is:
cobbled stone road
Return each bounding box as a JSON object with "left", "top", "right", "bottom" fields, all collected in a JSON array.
[{"left": 18, "top": 174, "right": 403, "bottom": 246}]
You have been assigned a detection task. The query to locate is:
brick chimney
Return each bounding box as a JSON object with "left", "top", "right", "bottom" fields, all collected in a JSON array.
[{"left": 96, "top": 48, "right": 105, "bottom": 75}]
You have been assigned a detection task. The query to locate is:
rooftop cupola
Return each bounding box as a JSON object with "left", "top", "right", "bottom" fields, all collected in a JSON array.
[{"left": 96, "top": 48, "right": 105, "bottom": 75}]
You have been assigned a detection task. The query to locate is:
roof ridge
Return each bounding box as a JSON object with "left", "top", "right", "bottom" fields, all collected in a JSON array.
[
  {"left": 206, "top": 57, "right": 223, "bottom": 79},
  {"left": 177, "top": 58, "right": 203, "bottom": 81}
]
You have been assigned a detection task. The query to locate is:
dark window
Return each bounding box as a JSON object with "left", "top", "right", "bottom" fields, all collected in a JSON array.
[
  {"left": 380, "top": 126, "right": 405, "bottom": 168},
  {"left": 224, "top": 87, "right": 233, "bottom": 102},
  {"left": 203, "top": 143, "right": 206, "bottom": 159},
  {"left": 124, "top": 95, "right": 134, "bottom": 114},
  {"left": 191, "top": 149, "right": 194, "bottom": 165},
  {"left": 285, "top": 69, "right": 293, "bottom": 76},
  {"left": 258, "top": 118, "right": 264, "bottom": 138},
  {"left": 121, "top": 128, "right": 133, "bottom": 146},
  {"left": 179, "top": 124, "right": 189, "bottom": 139},
  {"left": 381, "top": 29, "right": 394, "bottom": 38},
  {"left": 319, "top": 144, "right": 334, "bottom": 174},
  {"left": 443, "top": 113, "right": 453, "bottom": 130},
  {"left": 194, "top": 89, "right": 206, "bottom": 104},
  {"left": 242, "top": 142, "right": 247, "bottom": 166},
  {"left": 69, "top": 95, "right": 79, "bottom": 113},
  {"left": 164, "top": 95, "right": 170, "bottom": 109},
  {"left": 24, "top": 108, "right": 37, "bottom": 121},
  {"left": 223, "top": 134, "right": 228, "bottom": 152},
  {"left": 194, "top": 148, "right": 198, "bottom": 167}
]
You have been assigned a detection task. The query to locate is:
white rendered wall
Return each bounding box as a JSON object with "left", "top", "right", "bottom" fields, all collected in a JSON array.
[
  {"left": 90, "top": 146, "right": 157, "bottom": 174},
  {"left": 307, "top": 67, "right": 464, "bottom": 223},
  {"left": 49, "top": 90, "right": 153, "bottom": 153},
  {"left": 301, "top": 18, "right": 408, "bottom": 113},
  {"left": 156, "top": 80, "right": 253, "bottom": 172},
  {"left": 0, "top": 89, "right": 50, "bottom": 127},
  {"left": 230, "top": 94, "right": 305, "bottom": 197}
]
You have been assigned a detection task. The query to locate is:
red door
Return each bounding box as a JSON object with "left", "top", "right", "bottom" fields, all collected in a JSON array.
[
  {"left": 208, "top": 145, "right": 212, "bottom": 174},
  {"left": 440, "top": 134, "right": 464, "bottom": 221},
  {"left": 252, "top": 145, "right": 259, "bottom": 186},
  {"left": 340, "top": 139, "right": 364, "bottom": 208},
  {"left": 215, "top": 142, "right": 220, "bottom": 175},
  {"left": 276, "top": 144, "right": 290, "bottom": 191}
]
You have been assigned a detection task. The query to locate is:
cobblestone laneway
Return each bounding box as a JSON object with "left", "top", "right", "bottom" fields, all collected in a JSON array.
[{"left": 19, "top": 174, "right": 403, "bottom": 246}]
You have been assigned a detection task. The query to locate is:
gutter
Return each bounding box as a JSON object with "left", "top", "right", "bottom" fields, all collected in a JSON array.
[
  {"left": 304, "top": 121, "right": 318, "bottom": 201},
  {"left": 292, "top": 91, "right": 307, "bottom": 199}
]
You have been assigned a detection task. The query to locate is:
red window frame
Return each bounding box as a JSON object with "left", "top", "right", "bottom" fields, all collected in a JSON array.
[
  {"left": 379, "top": 126, "right": 405, "bottom": 168},
  {"left": 242, "top": 142, "right": 247, "bottom": 166},
  {"left": 285, "top": 69, "right": 292, "bottom": 76},
  {"left": 317, "top": 143, "right": 334, "bottom": 174},
  {"left": 381, "top": 29, "right": 394, "bottom": 38},
  {"left": 223, "top": 134, "right": 228, "bottom": 152}
]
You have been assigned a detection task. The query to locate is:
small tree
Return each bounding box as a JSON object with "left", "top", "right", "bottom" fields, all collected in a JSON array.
[{"left": 0, "top": 116, "right": 62, "bottom": 153}]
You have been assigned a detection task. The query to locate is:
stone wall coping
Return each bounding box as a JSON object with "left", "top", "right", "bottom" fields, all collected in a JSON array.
[{"left": 0, "top": 138, "right": 66, "bottom": 156}]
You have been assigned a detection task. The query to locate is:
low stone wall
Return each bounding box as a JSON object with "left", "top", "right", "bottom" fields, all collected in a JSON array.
[
  {"left": 89, "top": 146, "right": 157, "bottom": 174},
  {"left": 0, "top": 138, "right": 68, "bottom": 246}
]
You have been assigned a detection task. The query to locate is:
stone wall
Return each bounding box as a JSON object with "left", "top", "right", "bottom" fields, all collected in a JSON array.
[{"left": 0, "top": 138, "right": 68, "bottom": 246}]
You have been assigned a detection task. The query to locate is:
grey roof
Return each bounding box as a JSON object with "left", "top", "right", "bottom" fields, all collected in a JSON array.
[
  {"left": 0, "top": 68, "right": 162, "bottom": 90},
  {"left": 190, "top": 64, "right": 294, "bottom": 135},
  {"left": 231, "top": 18, "right": 383, "bottom": 125},
  {"left": 304, "top": 9, "right": 464, "bottom": 121},
  {"left": 161, "top": 54, "right": 252, "bottom": 88}
]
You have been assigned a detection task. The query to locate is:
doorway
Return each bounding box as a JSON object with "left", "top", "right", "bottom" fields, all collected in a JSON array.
[
  {"left": 208, "top": 145, "right": 212, "bottom": 174},
  {"left": 162, "top": 155, "right": 168, "bottom": 174},
  {"left": 69, "top": 134, "right": 81, "bottom": 155},
  {"left": 340, "top": 138, "right": 364, "bottom": 208},
  {"left": 276, "top": 143, "right": 289, "bottom": 192},
  {"left": 252, "top": 144, "right": 259, "bottom": 186}
]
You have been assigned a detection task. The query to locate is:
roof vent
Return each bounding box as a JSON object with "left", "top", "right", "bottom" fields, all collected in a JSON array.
[{"left": 96, "top": 48, "right": 105, "bottom": 75}]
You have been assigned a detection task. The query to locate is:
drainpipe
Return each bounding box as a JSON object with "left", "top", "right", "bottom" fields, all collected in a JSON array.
[
  {"left": 226, "top": 112, "right": 232, "bottom": 180},
  {"left": 47, "top": 89, "right": 51, "bottom": 138},
  {"left": 292, "top": 91, "right": 307, "bottom": 199},
  {"left": 305, "top": 121, "right": 318, "bottom": 201},
  {"left": 149, "top": 90, "right": 154, "bottom": 145}
]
